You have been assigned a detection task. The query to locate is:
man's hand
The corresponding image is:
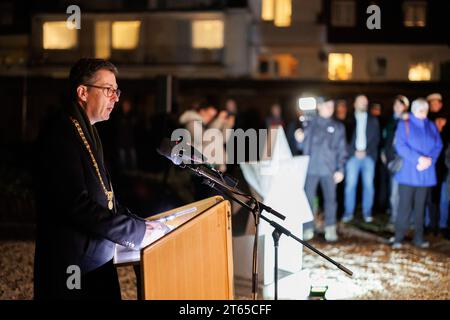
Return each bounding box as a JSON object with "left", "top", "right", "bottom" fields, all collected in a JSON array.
[
  {"left": 140, "top": 220, "right": 171, "bottom": 248},
  {"left": 333, "top": 171, "right": 344, "bottom": 184},
  {"left": 417, "top": 156, "right": 432, "bottom": 171},
  {"left": 294, "top": 128, "right": 305, "bottom": 143},
  {"left": 355, "top": 150, "right": 366, "bottom": 159}
]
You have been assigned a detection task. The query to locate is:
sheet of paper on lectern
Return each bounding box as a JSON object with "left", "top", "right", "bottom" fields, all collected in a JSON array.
[
  {"left": 113, "top": 223, "right": 174, "bottom": 265},
  {"left": 113, "top": 244, "right": 140, "bottom": 265}
]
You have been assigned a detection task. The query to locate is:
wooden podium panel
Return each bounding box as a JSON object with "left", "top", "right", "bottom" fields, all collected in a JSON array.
[{"left": 140, "top": 196, "right": 234, "bottom": 300}]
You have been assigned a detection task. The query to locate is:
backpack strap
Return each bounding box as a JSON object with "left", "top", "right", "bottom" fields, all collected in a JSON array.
[{"left": 404, "top": 119, "right": 410, "bottom": 137}]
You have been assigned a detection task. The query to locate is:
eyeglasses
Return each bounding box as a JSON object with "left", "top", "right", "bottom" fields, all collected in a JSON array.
[{"left": 84, "top": 84, "right": 121, "bottom": 98}]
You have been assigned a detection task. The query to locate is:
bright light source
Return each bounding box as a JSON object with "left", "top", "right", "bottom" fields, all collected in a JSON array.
[
  {"left": 192, "top": 20, "right": 224, "bottom": 49},
  {"left": 408, "top": 63, "right": 432, "bottom": 81},
  {"left": 298, "top": 97, "right": 317, "bottom": 111},
  {"left": 43, "top": 21, "right": 78, "bottom": 49},
  {"left": 328, "top": 53, "right": 352, "bottom": 80},
  {"left": 112, "top": 21, "right": 141, "bottom": 49}
]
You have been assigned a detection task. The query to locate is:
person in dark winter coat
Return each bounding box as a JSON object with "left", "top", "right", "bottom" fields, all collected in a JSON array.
[
  {"left": 295, "top": 97, "right": 347, "bottom": 242},
  {"left": 381, "top": 95, "right": 410, "bottom": 226},
  {"left": 424, "top": 93, "right": 448, "bottom": 234}
]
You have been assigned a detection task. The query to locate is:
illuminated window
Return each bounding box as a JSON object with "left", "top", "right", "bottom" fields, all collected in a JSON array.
[
  {"left": 274, "top": 0, "right": 291, "bottom": 27},
  {"left": 331, "top": 0, "right": 356, "bottom": 27},
  {"left": 192, "top": 20, "right": 224, "bottom": 49},
  {"left": 262, "top": 0, "right": 275, "bottom": 21},
  {"left": 274, "top": 54, "right": 298, "bottom": 77},
  {"left": 95, "top": 21, "right": 111, "bottom": 59},
  {"left": 258, "top": 54, "right": 298, "bottom": 77},
  {"left": 261, "top": 0, "right": 291, "bottom": 27},
  {"left": 328, "top": 53, "right": 352, "bottom": 80},
  {"left": 112, "top": 21, "right": 141, "bottom": 49},
  {"left": 408, "top": 63, "right": 432, "bottom": 81},
  {"left": 43, "top": 21, "right": 78, "bottom": 49},
  {"left": 403, "top": 1, "right": 427, "bottom": 27}
]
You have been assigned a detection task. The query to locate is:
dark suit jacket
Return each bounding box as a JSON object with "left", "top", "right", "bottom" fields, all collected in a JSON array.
[
  {"left": 299, "top": 116, "right": 348, "bottom": 175},
  {"left": 33, "top": 102, "right": 146, "bottom": 299},
  {"left": 347, "top": 113, "right": 381, "bottom": 161}
]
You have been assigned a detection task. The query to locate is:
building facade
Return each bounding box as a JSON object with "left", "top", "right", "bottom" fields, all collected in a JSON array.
[
  {"left": 0, "top": 0, "right": 449, "bottom": 143},
  {"left": 1, "top": 0, "right": 449, "bottom": 81}
]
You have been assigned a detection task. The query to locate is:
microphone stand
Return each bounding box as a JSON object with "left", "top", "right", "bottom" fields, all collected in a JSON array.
[
  {"left": 178, "top": 163, "right": 353, "bottom": 300},
  {"left": 183, "top": 163, "right": 284, "bottom": 300}
]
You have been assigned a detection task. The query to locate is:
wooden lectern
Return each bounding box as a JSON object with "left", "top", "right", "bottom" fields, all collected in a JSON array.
[{"left": 114, "top": 196, "right": 234, "bottom": 300}]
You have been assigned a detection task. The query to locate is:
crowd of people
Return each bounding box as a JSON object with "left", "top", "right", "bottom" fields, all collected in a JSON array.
[
  {"left": 102, "top": 90, "right": 449, "bottom": 249},
  {"left": 296, "top": 93, "right": 448, "bottom": 247},
  {"left": 174, "top": 93, "right": 449, "bottom": 248}
]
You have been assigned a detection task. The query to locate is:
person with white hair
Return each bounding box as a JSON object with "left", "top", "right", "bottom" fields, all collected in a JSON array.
[{"left": 391, "top": 98, "right": 443, "bottom": 249}]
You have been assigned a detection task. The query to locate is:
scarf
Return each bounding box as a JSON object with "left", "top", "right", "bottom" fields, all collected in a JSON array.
[{"left": 67, "top": 101, "right": 105, "bottom": 167}]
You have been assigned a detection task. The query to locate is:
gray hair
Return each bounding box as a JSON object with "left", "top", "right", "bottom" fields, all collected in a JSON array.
[{"left": 411, "top": 98, "right": 429, "bottom": 113}]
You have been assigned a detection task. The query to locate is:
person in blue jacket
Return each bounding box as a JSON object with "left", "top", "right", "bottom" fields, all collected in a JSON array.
[{"left": 392, "top": 98, "right": 443, "bottom": 249}]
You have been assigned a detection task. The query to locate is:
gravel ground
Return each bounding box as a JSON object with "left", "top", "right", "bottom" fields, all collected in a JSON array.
[
  {"left": 302, "top": 234, "right": 450, "bottom": 300},
  {"left": 1, "top": 227, "right": 449, "bottom": 300},
  {"left": 0, "top": 240, "right": 139, "bottom": 300}
]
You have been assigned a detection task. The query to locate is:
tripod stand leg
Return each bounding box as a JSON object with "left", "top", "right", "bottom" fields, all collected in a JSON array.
[
  {"left": 252, "top": 230, "right": 258, "bottom": 300},
  {"left": 272, "top": 229, "right": 281, "bottom": 300}
]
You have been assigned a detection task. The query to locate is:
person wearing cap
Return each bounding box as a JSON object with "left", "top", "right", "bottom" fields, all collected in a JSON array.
[
  {"left": 381, "top": 95, "right": 410, "bottom": 228},
  {"left": 295, "top": 97, "right": 347, "bottom": 242},
  {"left": 391, "top": 98, "right": 443, "bottom": 249},
  {"left": 342, "top": 95, "right": 380, "bottom": 224},
  {"left": 425, "top": 93, "right": 449, "bottom": 235},
  {"left": 426, "top": 93, "right": 445, "bottom": 125}
]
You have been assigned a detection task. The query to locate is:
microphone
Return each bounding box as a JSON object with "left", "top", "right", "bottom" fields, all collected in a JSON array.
[
  {"left": 157, "top": 137, "right": 286, "bottom": 221},
  {"left": 157, "top": 137, "right": 239, "bottom": 189},
  {"left": 157, "top": 137, "right": 206, "bottom": 166}
]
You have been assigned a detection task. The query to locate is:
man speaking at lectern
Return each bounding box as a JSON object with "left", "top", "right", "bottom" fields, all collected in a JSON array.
[{"left": 34, "top": 58, "right": 168, "bottom": 300}]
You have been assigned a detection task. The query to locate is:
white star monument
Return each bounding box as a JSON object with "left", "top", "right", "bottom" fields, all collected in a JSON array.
[{"left": 233, "top": 126, "right": 313, "bottom": 285}]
